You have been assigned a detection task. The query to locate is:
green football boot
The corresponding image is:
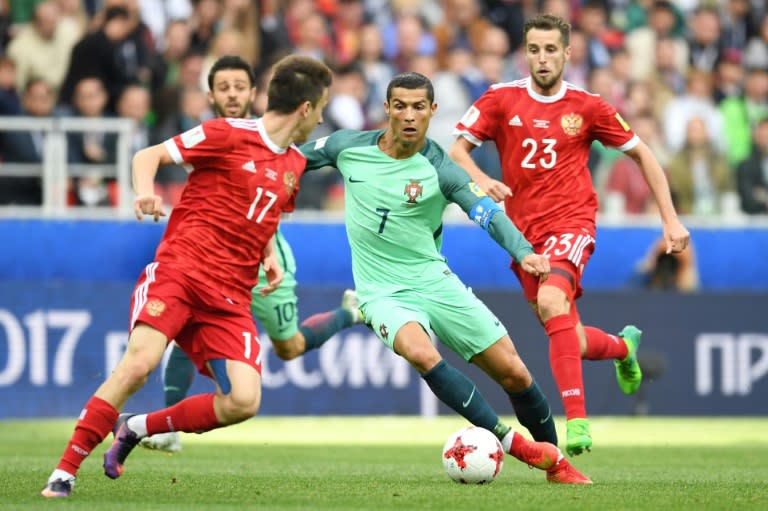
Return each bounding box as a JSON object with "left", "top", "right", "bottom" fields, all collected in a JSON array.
[
  {"left": 565, "top": 418, "right": 592, "bottom": 457},
  {"left": 615, "top": 325, "right": 643, "bottom": 395}
]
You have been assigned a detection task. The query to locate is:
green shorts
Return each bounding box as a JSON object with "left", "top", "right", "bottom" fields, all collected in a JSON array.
[
  {"left": 249, "top": 230, "right": 299, "bottom": 341},
  {"left": 361, "top": 273, "right": 507, "bottom": 361}
]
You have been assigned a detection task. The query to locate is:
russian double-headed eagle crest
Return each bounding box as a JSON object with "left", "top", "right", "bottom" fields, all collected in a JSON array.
[
  {"left": 284, "top": 171, "right": 297, "bottom": 196},
  {"left": 561, "top": 113, "right": 583, "bottom": 136}
]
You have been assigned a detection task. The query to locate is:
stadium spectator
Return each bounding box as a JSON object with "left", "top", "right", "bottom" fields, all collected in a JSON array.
[
  {"left": 357, "top": 23, "right": 395, "bottom": 128},
  {"left": 666, "top": 116, "right": 732, "bottom": 216},
  {"left": 219, "top": 0, "right": 261, "bottom": 67},
  {"left": 720, "top": 0, "right": 757, "bottom": 50},
  {"left": 148, "top": 19, "right": 192, "bottom": 94},
  {"left": 0, "top": 78, "right": 56, "bottom": 205},
  {"left": 743, "top": 14, "right": 768, "bottom": 70},
  {"left": 624, "top": 0, "right": 688, "bottom": 81},
  {"left": 5, "top": 1, "right": 80, "bottom": 96},
  {"left": 187, "top": 0, "right": 221, "bottom": 55},
  {"left": 661, "top": 68, "right": 724, "bottom": 154},
  {"left": 720, "top": 66, "right": 768, "bottom": 167},
  {"left": 431, "top": 0, "right": 493, "bottom": 71},
  {"left": 151, "top": 49, "right": 205, "bottom": 138},
  {"left": 58, "top": 5, "right": 135, "bottom": 113},
  {"left": 329, "top": 0, "right": 366, "bottom": 68},
  {"left": 0, "top": 56, "right": 21, "bottom": 115},
  {"left": 116, "top": 84, "right": 152, "bottom": 156},
  {"left": 135, "top": 0, "right": 192, "bottom": 48},
  {"left": 714, "top": 49, "right": 746, "bottom": 103},
  {"left": 382, "top": 10, "right": 436, "bottom": 73},
  {"left": 199, "top": 29, "right": 246, "bottom": 91},
  {"left": 66, "top": 77, "right": 117, "bottom": 207},
  {"left": 736, "top": 117, "right": 768, "bottom": 214},
  {"left": 687, "top": 6, "right": 725, "bottom": 73},
  {"left": 54, "top": 0, "right": 89, "bottom": 36},
  {"left": 633, "top": 235, "right": 700, "bottom": 292},
  {"left": 562, "top": 28, "right": 590, "bottom": 89},
  {"left": 576, "top": 1, "right": 614, "bottom": 70}
]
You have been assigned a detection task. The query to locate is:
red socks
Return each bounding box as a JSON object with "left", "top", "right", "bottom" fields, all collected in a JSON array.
[
  {"left": 583, "top": 326, "right": 629, "bottom": 360},
  {"left": 58, "top": 396, "right": 118, "bottom": 475},
  {"left": 146, "top": 393, "right": 221, "bottom": 434},
  {"left": 544, "top": 314, "right": 586, "bottom": 420}
]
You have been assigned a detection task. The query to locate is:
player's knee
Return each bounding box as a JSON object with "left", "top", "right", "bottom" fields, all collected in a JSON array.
[
  {"left": 536, "top": 293, "right": 568, "bottom": 321},
  {"left": 112, "top": 357, "right": 154, "bottom": 392},
  {"left": 399, "top": 343, "right": 441, "bottom": 373},
  {"left": 219, "top": 389, "right": 261, "bottom": 423},
  {"left": 271, "top": 338, "right": 302, "bottom": 360},
  {"left": 498, "top": 362, "right": 533, "bottom": 392}
]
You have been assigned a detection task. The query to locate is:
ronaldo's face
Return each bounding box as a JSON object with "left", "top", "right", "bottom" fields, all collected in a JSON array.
[
  {"left": 209, "top": 69, "right": 255, "bottom": 118},
  {"left": 384, "top": 87, "right": 436, "bottom": 149},
  {"left": 525, "top": 28, "right": 570, "bottom": 95}
]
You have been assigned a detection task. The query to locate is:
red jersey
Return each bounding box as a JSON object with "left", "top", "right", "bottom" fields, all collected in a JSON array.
[
  {"left": 159, "top": 117, "right": 305, "bottom": 304},
  {"left": 453, "top": 77, "right": 638, "bottom": 244}
]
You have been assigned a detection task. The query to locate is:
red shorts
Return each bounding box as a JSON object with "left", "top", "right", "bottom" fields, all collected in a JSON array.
[
  {"left": 512, "top": 230, "right": 596, "bottom": 303},
  {"left": 129, "top": 262, "right": 262, "bottom": 377}
]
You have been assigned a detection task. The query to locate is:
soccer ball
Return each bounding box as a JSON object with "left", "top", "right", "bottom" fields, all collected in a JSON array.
[{"left": 442, "top": 426, "right": 504, "bottom": 484}]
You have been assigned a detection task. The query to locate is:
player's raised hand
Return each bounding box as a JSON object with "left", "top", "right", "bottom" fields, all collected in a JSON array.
[
  {"left": 134, "top": 194, "right": 166, "bottom": 222},
  {"left": 663, "top": 218, "right": 690, "bottom": 254},
  {"left": 476, "top": 174, "right": 512, "bottom": 203},
  {"left": 259, "top": 251, "right": 284, "bottom": 296},
  {"left": 520, "top": 253, "right": 550, "bottom": 278}
]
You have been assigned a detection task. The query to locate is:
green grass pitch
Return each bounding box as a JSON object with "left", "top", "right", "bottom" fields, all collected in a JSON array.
[{"left": 1, "top": 416, "right": 766, "bottom": 510}]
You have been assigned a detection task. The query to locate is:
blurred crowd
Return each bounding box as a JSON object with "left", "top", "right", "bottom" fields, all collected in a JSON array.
[{"left": 0, "top": 0, "right": 766, "bottom": 215}]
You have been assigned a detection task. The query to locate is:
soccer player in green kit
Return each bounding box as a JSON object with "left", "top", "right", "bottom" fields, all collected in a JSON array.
[{"left": 300, "top": 72, "right": 591, "bottom": 484}]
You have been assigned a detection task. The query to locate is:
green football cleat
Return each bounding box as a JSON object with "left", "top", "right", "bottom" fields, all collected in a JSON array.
[
  {"left": 565, "top": 418, "right": 592, "bottom": 457},
  {"left": 615, "top": 325, "right": 643, "bottom": 395}
]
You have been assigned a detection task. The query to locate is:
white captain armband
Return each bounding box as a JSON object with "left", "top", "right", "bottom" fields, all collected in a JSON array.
[{"left": 469, "top": 196, "right": 502, "bottom": 229}]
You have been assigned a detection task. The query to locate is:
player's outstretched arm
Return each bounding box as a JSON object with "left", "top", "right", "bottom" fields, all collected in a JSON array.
[
  {"left": 132, "top": 144, "right": 173, "bottom": 222},
  {"left": 449, "top": 137, "right": 511, "bottom": 202},
  {"left": 625, "top": 140, "right": 690, "bottom": 253}
]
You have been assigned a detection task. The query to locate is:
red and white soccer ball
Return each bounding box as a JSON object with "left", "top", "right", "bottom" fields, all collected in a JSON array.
[{"left": 442, "top": 426, "right": 504, "bottom": 484}]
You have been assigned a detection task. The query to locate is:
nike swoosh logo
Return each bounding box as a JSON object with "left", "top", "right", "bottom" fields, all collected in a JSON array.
[
  {"left": 348, "top": 176, "right": 365, "bottom": 183},
  {"left": 462, "top": 386, "right": 476, "bottom": 408},
  {"left": 539, "top": 408, "right": 552, "bottom": 424}
]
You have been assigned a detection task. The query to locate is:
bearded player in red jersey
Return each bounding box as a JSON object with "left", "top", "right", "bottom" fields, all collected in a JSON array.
[
  {"left": 41, "top": 55, "right": 333, "bottom": 498},
  {"left": 449, "top": 13, "right": 690, "bottom": 457}
]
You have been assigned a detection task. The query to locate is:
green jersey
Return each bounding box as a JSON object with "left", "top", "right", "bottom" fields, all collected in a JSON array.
[{"left": 300, "top": 129, "right": 533, "bottom": 302}]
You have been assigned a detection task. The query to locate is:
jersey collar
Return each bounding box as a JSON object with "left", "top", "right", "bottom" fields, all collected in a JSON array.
[{"left": 525, "top": 76, "right": 567, "bottom": 103}]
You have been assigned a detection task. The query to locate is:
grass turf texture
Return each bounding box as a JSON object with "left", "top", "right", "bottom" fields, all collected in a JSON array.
[{"left": 2, "top": 416, "right": 766, "bottom": 511}]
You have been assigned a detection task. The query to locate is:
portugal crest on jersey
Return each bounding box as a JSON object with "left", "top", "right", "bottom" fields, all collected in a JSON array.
[
  {"left": 284, "top": 171, "right": 297, "bottom": 196},
  {"left": 561, "top": 113, "right": 584, "bottom": 136},
  {"left": 404, "top": 180, "right": 423, "bottom": 204}
]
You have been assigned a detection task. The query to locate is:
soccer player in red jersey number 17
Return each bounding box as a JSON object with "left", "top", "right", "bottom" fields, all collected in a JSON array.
[
  {"left": 41, "top": 55, "right": 334, "bottom": 498},
  {"left": 449, "top": 13, "right": 690, "bottom": 457}
]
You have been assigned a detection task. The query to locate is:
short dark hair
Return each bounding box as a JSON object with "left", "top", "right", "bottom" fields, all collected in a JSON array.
[
  {"left": 386, "top": 72, "right": 434, "bottom": 104},
  {"left": 524, "top": 13, "right": 571, "bottom": 47},
  {"left": 266, "top": 55, "right": 333, "bottom": 114},
  {"left": 104, "top": 6, "right": 130, "bottom": 22},
  {"left": 207, "top": 55, "right": 255, "bottom": 90}
]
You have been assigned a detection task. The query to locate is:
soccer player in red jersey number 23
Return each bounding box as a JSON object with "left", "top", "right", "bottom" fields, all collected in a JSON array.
[{"left": 449, "top": 13, "right": 690, "bottom": 457}]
